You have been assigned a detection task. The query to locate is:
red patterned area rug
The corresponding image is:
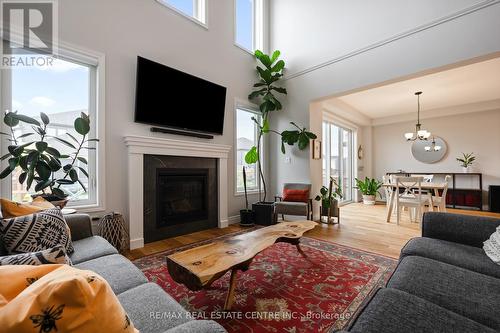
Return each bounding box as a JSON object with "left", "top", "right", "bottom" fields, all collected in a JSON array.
[{"left": 134, "top": 233, "right": 397, "bottom": 333}]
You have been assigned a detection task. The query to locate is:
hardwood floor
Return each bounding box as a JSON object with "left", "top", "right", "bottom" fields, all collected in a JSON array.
[{"left": 126, "top": 203, "right": 500, "bottom": 260}]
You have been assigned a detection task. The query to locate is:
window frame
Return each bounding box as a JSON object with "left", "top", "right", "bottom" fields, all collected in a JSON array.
[
  {"left": 0, "top": 42, "right": 106, "bottom": 213},
  {"left": 234, "top": 100, "right": 265, "bottom": 196},
  {"left": 234, "top": 0, "right": 266, "bottom": 54},
  {"left": 156, "top": 0, "right": 208, "bottom": 29}
]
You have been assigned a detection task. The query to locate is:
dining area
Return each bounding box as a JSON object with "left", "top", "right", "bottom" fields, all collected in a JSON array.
[{"left": 383, "top": 174, "right": 451, "bottom": 226}]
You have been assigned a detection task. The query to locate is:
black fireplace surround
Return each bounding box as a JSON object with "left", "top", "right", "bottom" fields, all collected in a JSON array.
[{"left": 143, "top": 155, "right": 218, "bottom": 243}]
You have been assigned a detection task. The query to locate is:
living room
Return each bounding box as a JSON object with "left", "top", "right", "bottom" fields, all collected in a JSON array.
[{"left": 1, "top": 0, "right": 500, "bottom": 332}]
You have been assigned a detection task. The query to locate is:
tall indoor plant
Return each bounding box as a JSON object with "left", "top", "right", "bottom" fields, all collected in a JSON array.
[
  {"left": 245, "top": 50, "right": 316, "bottom": 225},
  {"left": 0, "top": 111, "right": 98, "bottom": 202},
  {"left": 315, "top": 177, "right": 343, "bottom": 224}
]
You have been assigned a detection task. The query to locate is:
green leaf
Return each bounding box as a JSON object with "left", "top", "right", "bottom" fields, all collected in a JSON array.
[
  {"left": 74, "top": 117, "right": 90, "bottom": 135},
  {"left": 261, "top": 118, "right": 270, "bottom": 133},
  {"left": 35, "top": 179, "right": 53, "bottom": 192},
  {"left": 77, "top": 166, "right": 89, "bottom": 178},
  {"left": 18, "top": 172, "right": 27, "bottom": 184},
  {"left": 8, "top": 157, "right": 19, "bottom": 170},
  {"left": 244, "top": 146, "right": 259, "bottom": 164},
  {"left": 77, "top": 156, "right": 88, "bottom": 164},
  {"left": 26, "top": 169, "right": 35, "bottom": 190},
  {"left": 271, "top": 86, "right": 287, "bottom": 94},
  {"left": 86, "top": 138, "right": 99, "bottom": 142},
  {"left": 17, "top": 133, "right": 35, "bottom": 139},
  {"left": 63, "top": 164, "right": 73, "bottom": 172},
  {"left": 35, "top": 141, "right": 48, "bottom": 152},
  {"left": 256, "top": 66, "right": 272, "bottom": 83},
  {"left": 248, "top": 88, "right": 267, "bottom": 100},
  {"left": 305, "top": 131, "right": 317, "bottom": 139},
  {"left": 270, "top": 50, "right": 281, "bottom": 63},
  {"left": 1, "top": 153, "right": 10, "bottom": 161},
  {"left": 254, "top": 50, "right": 264, "bottom": 59},
  {"left": 4, "top": 112, "right": 19, "bottom": 127},
  {"left": 19, "top": 156, "right": 28, "bottom": 169},
  {"left": 272, "top": 60, "right": 285, "bottom": 72},
  {"left": 45, "top": 147, "right": 61, "bottom": 158},
  {"left": 281, "top": 130, "right": 300, "bottom": 145},
  {"left": 11, "top": 113, "right": 40, "bottom": 126},
  {"left": 40, "top": 112, "right": 50, "bottom": 125},
  {"left": 298, "top": 133, "right": 310, "bottom": 150},
  {"left": 281, "top": 141, "right": 286, "bottom": 154},
  {"left": 54, "top": 137, "right": 77, "bottom": 149},
  {"left": 0, "top": 166, "right": 13, "bottom": 179},
  {"left": 35, "top": 161, "right": 51, "bottom": 180},
  {"left": 56, "top": 179, "right": 74, "bottom": 185},
  {"left": 66, "top": 132, "right": 79, "bottom": 144},
  {"left": 69, "top": 168, "right": 78, "bottom": 182},
  {"left": 51, "top": 188, "right": 66, "bottom": 198},
  {"left": 253, "top": 82, "right": 266, "bottom": 88},
  {"left": 26, "top": 150, "right": 40, "bottom": 163},
  {"left": 47, "top": 157, "right": 61, "bottom": 171}
]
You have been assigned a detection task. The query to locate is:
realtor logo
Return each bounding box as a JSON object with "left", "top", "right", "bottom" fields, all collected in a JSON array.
[{"left": 1, "top": 0, "right": 57, "bottom": 67}]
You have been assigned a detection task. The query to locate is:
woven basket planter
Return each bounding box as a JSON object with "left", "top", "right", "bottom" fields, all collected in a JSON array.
[{"left": 97, "top": 212, "right": 129, "bottom": 254}]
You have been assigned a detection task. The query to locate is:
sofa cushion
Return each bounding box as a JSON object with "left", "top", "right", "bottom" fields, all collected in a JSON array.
[
  {"left": 348, "top": 288, "right": 496, "bottom": 333},
  {"left": 75, "top": 254, "right": 147, "bottom": 294},
  {"left": 117, "top": 283, "right": 192, "bottom": 333},
  {"left": 164, "top": 320, "right": 226, "bottom": 333},
  {"left": 388, "top": 256, "right": 500, "bottom": 330},
  {"left": 401, "top": 237, "right": 500, "bottom": 278},
  {"left": 274, "top": 201, "right": 308, "bottom": 215},
  {"left": 70, "top": 236, "right": 118, "bottom": 264}
]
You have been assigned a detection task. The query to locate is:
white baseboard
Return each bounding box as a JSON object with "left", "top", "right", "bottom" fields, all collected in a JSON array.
[
  {"left": 228, "top": 215, "right": 240, "bottom": 225},
  {"left": 130, "top": 238, "right": 144, "bottom": 250}
]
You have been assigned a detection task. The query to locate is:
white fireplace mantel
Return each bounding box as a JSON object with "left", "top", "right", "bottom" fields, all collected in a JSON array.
[{"left": 124, "top": 135, "right": 231, "bottom": 250}]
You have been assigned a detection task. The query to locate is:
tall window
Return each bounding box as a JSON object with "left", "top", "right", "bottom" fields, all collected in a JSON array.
[
  {"left": 322, "top": 122, "right": 355, "bottom": 202},
  {"left": 158, "top": 0, "right": 207, "bottom": 25},
  {"left": 235, "top": 0, "right": 264, "bottom": 52},
  {"left": 1, "top": 55, "right": 100, "bottom": 208},
  {"left": 235, "top": 108, "right": 262, "bottom": 193}
]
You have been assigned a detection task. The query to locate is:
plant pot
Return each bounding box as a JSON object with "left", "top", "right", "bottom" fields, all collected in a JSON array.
[
  {"left": 239, "top": 209, "right": 255, "bottom": 227},
  {"left": 31, "top": 194, "right": 69, "bottom": 208},
  {"left": 362, "top": 195, "right": 376, "bottom": 205},
  {"left": 462, "top": 166, "right": 471, "bottom": 173},
  {"left": 252, "top": 202, "right": 277, "bottom": 226},
  {"left": 320, "top": 199, "right": 340, "bottom": 224}
]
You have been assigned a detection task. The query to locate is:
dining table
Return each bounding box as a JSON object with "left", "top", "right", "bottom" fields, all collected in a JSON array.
[{"left": 382, "top": 182, "right": 448, "bottom": 223}]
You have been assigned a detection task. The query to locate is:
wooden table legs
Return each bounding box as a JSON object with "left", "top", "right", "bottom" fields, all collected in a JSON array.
[{"left": 224, "top": 269, "right": 238, "bottom": 311}]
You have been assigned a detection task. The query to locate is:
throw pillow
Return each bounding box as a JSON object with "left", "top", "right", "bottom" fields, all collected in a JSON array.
[
  {"left": 0, "top": 265, "right": 138, "bottom": 332},
  {"left": 0, "top": 245, "right": 71, "bottom": 266},
  {"left": 283, "top": 189, "right": 310, "bottom": 203},
  {"left": 484, "top": 226, "right": 500, "bottom": 264},
  {"left": 0, "top": 208, "right": 74, "bottom": 255},
  {"left": 0, "top": 197, "right": 55, "bottom": 219}
]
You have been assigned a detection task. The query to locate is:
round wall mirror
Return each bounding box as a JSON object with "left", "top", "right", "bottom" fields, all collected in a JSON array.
[{"left": 411, "top": 137, "right": 447, "bottom": 164}]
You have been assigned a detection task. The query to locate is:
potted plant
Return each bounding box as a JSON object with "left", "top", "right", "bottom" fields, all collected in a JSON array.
[
  {"left": 239, "top": 166, "right": 254, "bottom": 227},
  {"left": 246, "top": 50, "right": 316, "bottom": 225},
  {"left": 457, "top": 152, "right": 475, "bottom": 173},
  {"left": 0, "top": 111, "right": 98, "bottom": 205},
  {"left": 355, "top": 177, "right": 383, "bottom": 205},
  {"left": 315, "top": 177, "right": 343, "bottom": 224}
]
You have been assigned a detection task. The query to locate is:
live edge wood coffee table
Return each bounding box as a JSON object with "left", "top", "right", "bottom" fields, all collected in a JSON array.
[{"left": 167, "top": 221, "right": 317, "bottom": 310}]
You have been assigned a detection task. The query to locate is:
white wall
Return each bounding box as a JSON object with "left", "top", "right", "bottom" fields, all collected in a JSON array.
[
  {"left": 373, "top": 109, "right": 500, "bottom": 208},
  {"left": 269, "top": 0, "right": 500, "bottom": 197},
  {"left": 57, "top": 0, "right": 260, "bottom": 219}
]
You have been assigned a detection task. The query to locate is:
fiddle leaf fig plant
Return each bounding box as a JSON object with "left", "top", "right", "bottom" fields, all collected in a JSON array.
[
  {"left": 0, "top": 110, "right": 98, "bottom": 199},
  {"left": 246, "top": 50, "right": 317, "bottom": 201}
]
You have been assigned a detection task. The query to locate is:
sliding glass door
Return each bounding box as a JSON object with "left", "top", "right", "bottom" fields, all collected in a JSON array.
[{"left": 322, "top": 122, "right": 355, "bottom": 202}]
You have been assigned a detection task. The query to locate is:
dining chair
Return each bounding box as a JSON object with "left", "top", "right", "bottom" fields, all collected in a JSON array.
[
  {"left": 395, "top": 176, "right": 428, "bottom": 225},
  {"left": 428, "top": 175, "right": 451, "bottom": 212},
  {"left": 382, "top": 175, "right": 394, "bottom": 211}
]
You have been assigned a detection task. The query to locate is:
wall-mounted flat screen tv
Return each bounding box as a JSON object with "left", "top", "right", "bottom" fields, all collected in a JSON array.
[{"left": 135, "top": 56, "right": 227, "bottom": 135}]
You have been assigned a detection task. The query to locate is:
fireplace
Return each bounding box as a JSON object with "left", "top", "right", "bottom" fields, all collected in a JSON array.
[
  {"left": 143, "top": 155, "right": 218, "bottom": 243},
  {"left": 156, "top": 169, "right": 209, "bottom": 227}
]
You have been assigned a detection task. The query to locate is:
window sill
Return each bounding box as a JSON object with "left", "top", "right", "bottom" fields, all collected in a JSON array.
[
  {"left": 234, "top": 190, "right": 264, "bottom": 197},
  {"left": 234, "top": 43, "right": 255, "bottom": 56}
]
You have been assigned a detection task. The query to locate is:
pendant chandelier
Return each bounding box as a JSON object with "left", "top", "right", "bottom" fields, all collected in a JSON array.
[
  {"left": 405, "top": 91, "right": 431, "bottom": 141},
  {"left": 425, "top": 137, "right": 442, "bottom": 152}
]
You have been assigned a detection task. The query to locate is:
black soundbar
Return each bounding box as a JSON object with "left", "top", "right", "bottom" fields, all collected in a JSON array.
[{"left": 150, "top": 127, "right": 214, "bottom": 139}]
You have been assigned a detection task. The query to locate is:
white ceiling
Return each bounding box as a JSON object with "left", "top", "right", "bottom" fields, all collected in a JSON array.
[{"left": 336, "top": 57, "right": 500, "bottom": 119}]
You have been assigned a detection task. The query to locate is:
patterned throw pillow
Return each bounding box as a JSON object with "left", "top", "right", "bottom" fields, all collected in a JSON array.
[
  {"left": 484, "top": 226, "right": 500, "bottom": 264},
  {"left": 0, "top": 245, "right": 72, "bottom": 266},
  {"left": 0, "top": 208, "right": 74, "bottom": 255}
]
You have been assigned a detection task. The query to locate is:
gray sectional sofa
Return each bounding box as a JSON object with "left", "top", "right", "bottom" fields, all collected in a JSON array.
[
  {"left": 0, "top": 214, "right": 226, "bottom": 333},
  {"left": 341, "top": 212, "right": 500, "bottom": 333}
]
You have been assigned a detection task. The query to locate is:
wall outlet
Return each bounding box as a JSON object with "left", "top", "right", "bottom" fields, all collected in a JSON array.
[{"left": 285, "top": 156, "right": 291, "bottom": 164}]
